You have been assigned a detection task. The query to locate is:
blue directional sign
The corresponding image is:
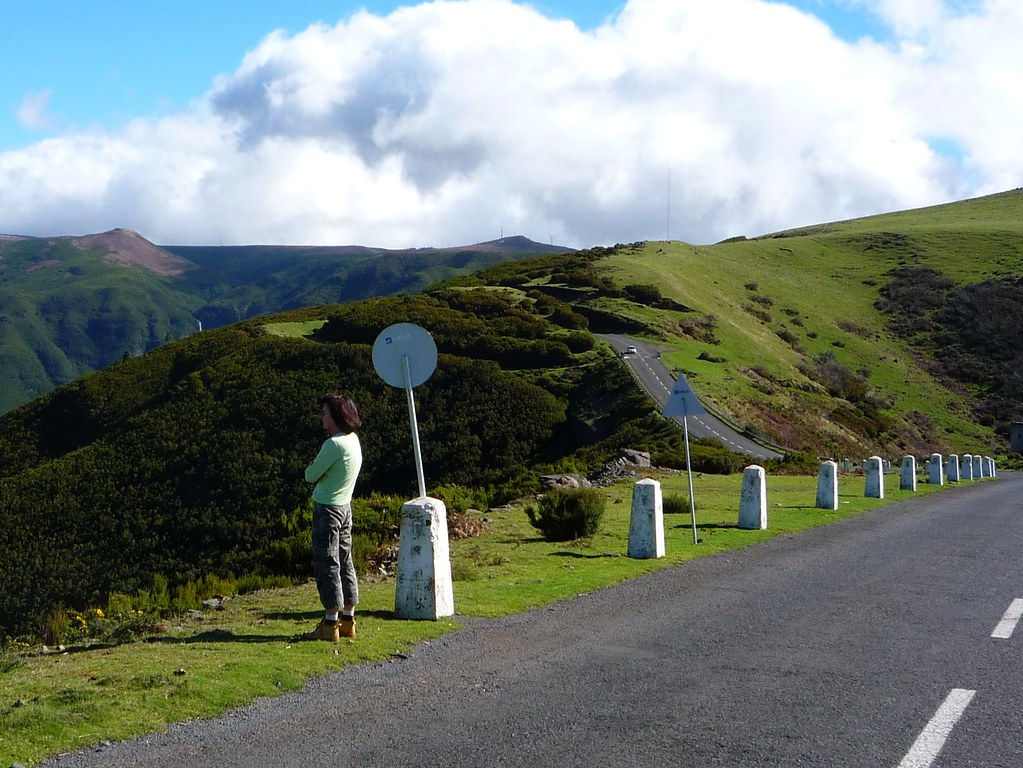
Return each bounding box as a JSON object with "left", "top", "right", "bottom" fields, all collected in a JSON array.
[{"left": 663, "top": 373, "right": 706, "bottom": 418}]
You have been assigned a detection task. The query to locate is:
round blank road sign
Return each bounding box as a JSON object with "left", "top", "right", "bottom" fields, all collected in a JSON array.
[{"left": 372, "top": 323, "right": 438, "bottom": 388}]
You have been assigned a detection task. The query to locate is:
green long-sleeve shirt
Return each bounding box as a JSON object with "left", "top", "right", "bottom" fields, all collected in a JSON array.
[{"left": 305, "top": 432, "right": 362, "bottom": 506}]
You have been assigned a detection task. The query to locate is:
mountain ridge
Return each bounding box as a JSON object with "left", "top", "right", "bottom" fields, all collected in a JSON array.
[{"left": 0, "top": 230, "right": 572, "bottom": 411}]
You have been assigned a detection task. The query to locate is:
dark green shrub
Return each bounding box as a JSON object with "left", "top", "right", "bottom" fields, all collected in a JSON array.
[
  {"left": 564, "top": 331, "right": 595, "bottom": 353},
  {"left": 259, "top": 531, "right": 313, "bottom": 578},
  {"left": 352, "top": 493, "right": 404, "bottom": 546},
  {"left": 777, "top": 328, "right": 799, "bottom": 345},
  {"left": 764, "top": 452, "right": 820, "bottom": 474},
  {"left": 697, "top": 351, "right": 726, "bottom": 363},
  {"left": 526, "top": 488, "right": 606, "bottom": 541},
  {"left": 623, "top": 283, "right": 662, "bottom": 305},
  {"left": 565, "top": 267, "right": 599, "bottom": 287},
  {"left": 351, "top": 533, "right": 378, "bottom": 577},
  {"left": 549, "top": 304, "right": 589, "bottom": 330},
  {"left": 1003, "top": 453, "right": 1023, "bottom": 471},
  {"left": 432, "top": 484, "right": 490, "bottom": 514},
  {"left": 662, "top": 493, "right": 692, "bottom": 515},
  {"left": 743, "top": 304, "right": 772, "bottom": 324},
  {"left": 679, "top": 314, "right": 720, "bottom": 344},
  {"left": 800, "top": 351, "right": 869, "bottom": 402},
  {"left": 652, "top": 441, "right": 745, "bottom": 474}
]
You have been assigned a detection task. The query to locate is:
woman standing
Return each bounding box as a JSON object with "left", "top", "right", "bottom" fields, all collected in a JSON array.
[{"left": 304, "top": 393, "right": 363, "bottom": 641}]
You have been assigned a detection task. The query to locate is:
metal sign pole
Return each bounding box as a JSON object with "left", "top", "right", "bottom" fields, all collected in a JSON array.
[
  {"left": 402, "top": 354, "right": 427, "bottom": 499},
  {"left": 683, "top": 407, "right": 698, "bottom": 545}
]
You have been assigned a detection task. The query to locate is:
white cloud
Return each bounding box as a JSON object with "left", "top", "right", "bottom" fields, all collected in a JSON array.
[
  {"left": 0, "top": 0, "right": 1021, "bottom": 247},
  {"left": 14, "top": 89, "right": 56, "bottom": 130}
]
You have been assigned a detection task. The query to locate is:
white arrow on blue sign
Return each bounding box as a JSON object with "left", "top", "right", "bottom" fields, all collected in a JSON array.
[{"left": 663, "top": 373, "right": 706, "bottom": 418}]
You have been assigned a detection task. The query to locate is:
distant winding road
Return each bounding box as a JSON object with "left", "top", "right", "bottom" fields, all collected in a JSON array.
[{"left": 596, "top": 333, "right": 783, "bottom": 460}]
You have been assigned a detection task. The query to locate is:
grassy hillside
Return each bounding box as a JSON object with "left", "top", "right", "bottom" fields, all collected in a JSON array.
[
  {"left": 0, "top": 279, "right": 668, "bottom": 638},
  {"left": 164, "top": 235, "right": 572, "bottom": 326},
  {"left": 2, "top": 189, "right": 1020, "bottom": 640},
  {"left": 594, "top": 190, "right": 1023, "bottom": 457},
  {"left": 0, "top": 232, "right": 570, "bottom": 412},
  {"left": 400, "top": 191, "right": 1021, "bottom": 461},
  {"left": 0, "top": 237, "right": 202, "bottom": 411}
]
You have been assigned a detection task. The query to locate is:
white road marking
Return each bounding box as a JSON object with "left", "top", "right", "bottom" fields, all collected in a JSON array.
[
  {"left": 992, "top": 598, "right": 1023, "bottom": 639},
  {"left": 897, "top": 688, "right": 975, "bottom": 768}
]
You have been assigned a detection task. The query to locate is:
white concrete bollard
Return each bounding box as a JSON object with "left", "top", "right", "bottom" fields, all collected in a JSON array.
[
  {"left": 928, "top": 453, "right": 944, "bottom": 485},
  {"left": 947, "top": 454, "right": 960, "bottom": 482},
  {"left": 394, "top": 497, "right": 454, "bottom": 620},
  {"left": 972, "top": 454, "right": 983, "bottom": 479},
  {"left": 962, "top": 454, "right": 974, "bottom": 480},
  {"left": 628, "top": 479, "right": 665, "bottom": 559},
  {"left": 816, "top": 461, "right": 839, "bottom": 510},
  {"left": 990, "top": 458, "right": 997, "bottom": 478},
  {"left": 865, "top": 456, "right": 884, "bottom": 498},
  {"left": 738, "top": 465, "right": 767, "bottom": 530},
  {"left": 981, "top": 456, "right": 992, "bottom": 478},
  {"left": 900, "top": 456, "right": 917, "bottom": 491},
  {"left": 842, "top": 458, "right": 851, "bottom": 472}
]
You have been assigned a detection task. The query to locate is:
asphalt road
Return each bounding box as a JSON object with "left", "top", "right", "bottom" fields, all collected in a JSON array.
[
  {"left": 595, "top": 333, "right": 783, "bottom": 460},
  {"left": 44, "top": 474, "right": 1023, "bottom": 768}
]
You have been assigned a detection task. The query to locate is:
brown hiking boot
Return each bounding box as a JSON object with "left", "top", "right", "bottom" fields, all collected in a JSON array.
[
  {"left": 302, "top": 619, "right": 339, "bottom": 642},
  {"left": 339, "top": 616, "right": 356, "bottom": 639}
]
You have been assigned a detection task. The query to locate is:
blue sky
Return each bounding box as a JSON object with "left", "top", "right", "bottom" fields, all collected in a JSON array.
[
  {"left": 0, "top": 0, "right": 1017, "bottom": 247},
  {"left": 1, "top": 1, "right": 623, "bottom": 151}
]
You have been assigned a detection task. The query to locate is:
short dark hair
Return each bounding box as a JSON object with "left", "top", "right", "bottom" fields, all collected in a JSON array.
[{"left": 320, "top": 393, "right": 361, "bottom": 433}]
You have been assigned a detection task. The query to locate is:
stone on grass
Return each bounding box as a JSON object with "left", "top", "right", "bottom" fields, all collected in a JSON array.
[
  {"left": 394, "top": 497, "right": 454, "bottom": 620},
  {"left": 816, "top": 461, "right": 838, "bottom": 510},
  {"left": 865, "top": 456, "right": 884, "bottom": 498},
  {"left": 628, "top": 479, "right": 665, "bottom": 559},
  {"left": 620, "top": 449, "right": 652, "bottom": 467},
  {"left": 900, "top": 455, "right": 917, "bottom": 492},
  {"left": 738, "top": 465, "right": 767, "bottom": 530},
  {"left": 946, "top": 454, "right": 960, "bottom": 482},
  {"left": 962, "top": 454, "right": 974, "bottom": 480},
  {"left": 540, "top": 474, "right": 591, "bottom": 491}
]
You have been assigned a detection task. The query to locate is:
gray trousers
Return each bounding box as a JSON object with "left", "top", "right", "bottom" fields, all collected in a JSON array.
[{"left": 312, "top": 502, "right": 359, "bottom": 610}]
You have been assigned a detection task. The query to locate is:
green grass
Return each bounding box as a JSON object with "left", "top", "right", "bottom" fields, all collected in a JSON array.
[
  {"left": 592, "top": 192, "right": 1023, "bottom": 456},
  {"left": 0, "top": 469, "right": 970, "bottom": 766}
]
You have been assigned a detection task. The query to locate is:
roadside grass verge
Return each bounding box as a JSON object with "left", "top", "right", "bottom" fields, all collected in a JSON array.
[{"left": 1, "top": 470, "right": 972, "bottom": 766}]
